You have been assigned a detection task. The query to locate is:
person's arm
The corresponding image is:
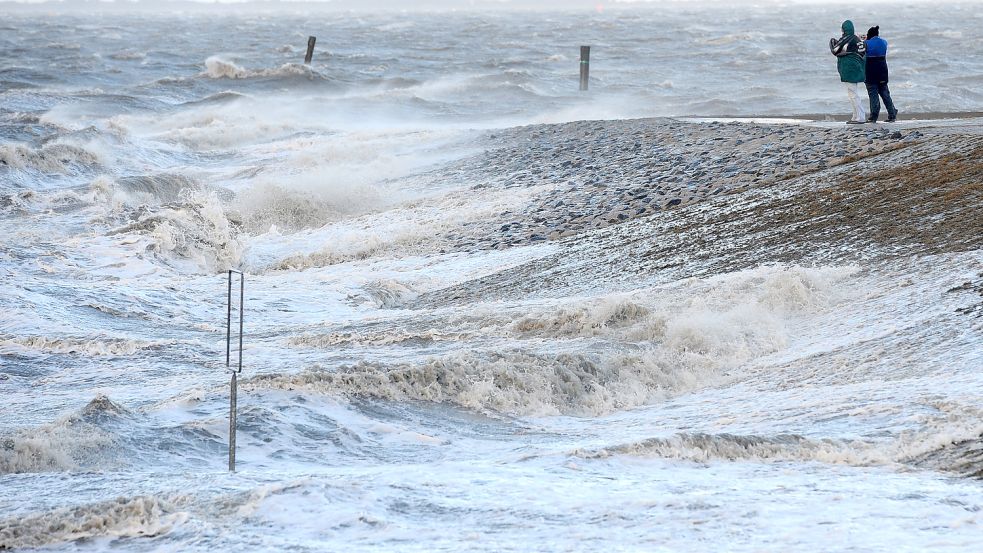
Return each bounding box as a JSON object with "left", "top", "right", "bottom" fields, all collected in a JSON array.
[{"left": 830, "top": 36, "right": 850, "bottom": 56}]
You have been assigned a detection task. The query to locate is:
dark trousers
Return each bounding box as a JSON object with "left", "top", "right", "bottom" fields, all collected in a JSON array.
[{"left": 865, "top": 81, "right": 898, "bottom": 121}]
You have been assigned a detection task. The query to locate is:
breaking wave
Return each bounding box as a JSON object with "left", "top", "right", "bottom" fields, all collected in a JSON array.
[
  {"left": 267, "top": 186, "right": 538, "bottom": 271},
  {"left": 511, "top": 264, "right": 856, "bottom": 342},
  {"left": 512, "top": 298, "right": 651, "bottom": 338},
  {"left": 75, "top": 173, "right": 218, "bottom": 216},
  {"left": 0, "top": 496, "right": 185, "bottom": 549},
  {"left": 0, "top": 336, "right": 165, "bottom": 357},
  {"left": 289, "top": 329, "right": 469, "bottom": 348},
  {"left": 245, "top": 348, "right": 738, "bottom": 417},
  {"left": 577, "top": 423, "right": 983, "bottom": 477},
  {"left": 580, "top": 433, "right": 893, "bottom": 465},
  {"left": 203, "top": 56, "right": 248, "bottom": 79},
  {"left": 362, "top": 279, "right": 419, "bottom": 309},
  {"left": 0, "top": 141, "right": 101, "bottom": 173},
  {"left": 255, "top": 265, "right": 860, "bottom": 416},
  {"left": 0, "top": 396, "right": 125, "bottom": 475},
  {"left": 113, "top": 173, "right": 206, "bottom": 205},
  {"left": 106, "top": 190, "right": 243, "bottom": 272},
  {"left": 231, "top": 180, "right": 387, "bottom": 235},
  {"left": 202, "top": 56, "right": 323, "bottom": 81}
]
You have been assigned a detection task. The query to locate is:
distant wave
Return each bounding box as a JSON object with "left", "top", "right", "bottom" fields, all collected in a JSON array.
[
  {"left": 108, "top": 50, "right": 146, "bottom": 61},
  {"left": 201, "top": 56, "right": 327, "bottom": 81},
  {"left": 578, "top": 432, "right": 895, "bottom": 465},
  {"left": 0, "top": 66, "right": 55, "bottom": 88},
  {"left": 203, "top": 56, "right": 248, "bottom": 79},
  {"left": 0, "top": 141, "right": 101, "bottom": 173},
  {"left": 574, "top": 424, "right": 983, "bottom": 478},
  {"left": 180, "top": 90, "right": 249, "bottom": 107}
]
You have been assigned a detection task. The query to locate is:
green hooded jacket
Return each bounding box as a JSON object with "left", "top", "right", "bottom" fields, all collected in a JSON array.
[{"left": 830, "top": 20, "right": 866, "bottom": 83}]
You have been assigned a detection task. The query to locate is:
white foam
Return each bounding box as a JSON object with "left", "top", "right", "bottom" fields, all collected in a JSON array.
[
  {"left": 0, "top": 409, "right": 114, "bottom": 475},
  {"left": 203, "top": 55, "right": 248, "bottom": 79},
  {"left": 0, "top": 336, "right": 164, "bottom": 357},
  {"left": 103, "top": 190, "right": 243, "bottom": 272},
  {"left": 0, "top": 141, "right": 101, "bottom": 173},
  {"left": 0, "top": 496, "right": 186, "bottom": 549},
  {"left": 248, "top": 181, "right": 542, "bottom": 271},
  {"left": 202, "top": 56, "right": 319, "bottom": 81},
  {"left": 248, "top": 264, "right": 859, "bottom": 416},
  {"left": 583, "top": 404, "right": 983, "bottom": 472}
]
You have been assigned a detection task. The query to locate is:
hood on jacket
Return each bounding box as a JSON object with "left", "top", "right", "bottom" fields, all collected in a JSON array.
[{"left": 842, "top": 20, "right": 855, "bottom": 36}]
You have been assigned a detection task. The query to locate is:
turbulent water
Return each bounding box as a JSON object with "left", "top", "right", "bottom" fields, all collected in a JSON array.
[{"left": 2, "top": 2, "right": 983, "bottom": 551}]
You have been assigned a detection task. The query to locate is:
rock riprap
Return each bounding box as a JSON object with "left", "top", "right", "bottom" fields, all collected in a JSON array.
[{"left": 422, "top": 119, "right": 918, "bottom": 251}]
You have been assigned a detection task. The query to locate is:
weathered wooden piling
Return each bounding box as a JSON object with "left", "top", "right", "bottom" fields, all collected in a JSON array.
[
  {"left": 579, "top": 46, "right": 590, "bottom": 91},
  {"left": 304, "top": 36, "right": 317, "bottom": 65}
]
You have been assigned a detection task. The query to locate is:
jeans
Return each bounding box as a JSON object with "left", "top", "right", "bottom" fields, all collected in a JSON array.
[{"left": 865, "top": 81, "right": 898, "bottom": 121}]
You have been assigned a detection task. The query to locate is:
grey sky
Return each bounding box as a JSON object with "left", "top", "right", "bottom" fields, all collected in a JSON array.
[{"left": 1, "top": 0, "right": 956, "bottom": 7}]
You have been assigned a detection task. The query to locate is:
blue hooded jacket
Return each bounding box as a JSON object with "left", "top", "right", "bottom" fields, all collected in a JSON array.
[
  {"left": 866, "top": 36, "right": 888, "bottom": 57},
  {"left": 864, "top": 35, "right": 889, "bottom": 83}
]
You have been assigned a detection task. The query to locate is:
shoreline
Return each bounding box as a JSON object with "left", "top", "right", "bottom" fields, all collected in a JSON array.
[
  {"left": 683, "top": 111, "right": 983, "bottom": 123},
  {"left": 406, "top": 115, "right": 982, "bottom": 306},
  {"left": 276, "top": 114, "right": 982, "bottom": 279}
]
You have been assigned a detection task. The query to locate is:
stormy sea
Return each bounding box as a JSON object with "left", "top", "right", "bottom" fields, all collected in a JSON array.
[{"left": 2, "top": 1, "right": 982, "bottom": 550}]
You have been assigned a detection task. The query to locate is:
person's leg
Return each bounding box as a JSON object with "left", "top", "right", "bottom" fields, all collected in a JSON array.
[
  {"left": 880, "top": 82, "right": 898, "bottom": 121},
  {"left": 845, "top": 82, "right": 856, "bottom": 121},
  {"left": 856, "top": 83, "right": 868, "bottom": 121},
  {"left": 845, "top": 82, "right": 866, "bottom": 122},
  {"left": 866, "top": 82, "right": 881, "bottom": 122},
  {"left": 844, "top": 82, "right": 855, "bottom": 120}
]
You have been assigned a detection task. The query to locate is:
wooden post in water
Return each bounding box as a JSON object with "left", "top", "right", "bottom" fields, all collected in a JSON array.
[
  {"left": 579, "top": 45, "right": 590, "bottom": 91},
  {"left": 304, "top": 36, "right": 317, "bottom": 65}
]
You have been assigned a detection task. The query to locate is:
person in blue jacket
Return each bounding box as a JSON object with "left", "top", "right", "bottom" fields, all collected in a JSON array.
[{"left": 864, "top": 26, "right": 899, "bottom": 122}]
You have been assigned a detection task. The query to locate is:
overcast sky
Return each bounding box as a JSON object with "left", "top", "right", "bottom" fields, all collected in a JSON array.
[
  {"left": 0, "top": 0, "right": 971, "bottom": 13},
  {"left": 1, "top": 0, "right": 963, "bottom": 5}
]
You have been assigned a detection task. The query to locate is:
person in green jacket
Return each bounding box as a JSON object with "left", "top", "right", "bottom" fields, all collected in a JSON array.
[{"left": 829, "top": 20, "right": 868, "bottom": 124}]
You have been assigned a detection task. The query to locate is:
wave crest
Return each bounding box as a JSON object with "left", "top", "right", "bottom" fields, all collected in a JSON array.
[
  {"left": 0, "top": 142, "right": 101, "bottom": 173},
  {"left": 107, "top": 190, "right": 243, "bottom": 272},
  {"left": 244, "top": 348, "right": 731, "bottom": 417},
  {"left": 0, "top": 336, "right": 164, "bottom": 357},
  {"left": 203, "top": 56, "right": 322, "bottom": 81},
  {"left": 0, "top": 396, "right": 125, "bottom": 475},
  {"left": 581, "top": 433, "right": 891, "bottom": 465},
  {"left": 0, "top": 496, "right": 185, "bottom": 549}
]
